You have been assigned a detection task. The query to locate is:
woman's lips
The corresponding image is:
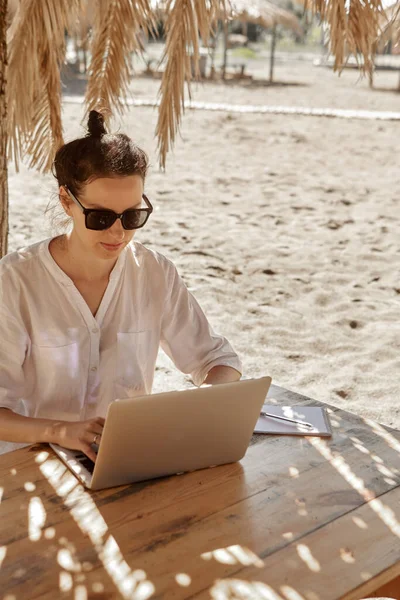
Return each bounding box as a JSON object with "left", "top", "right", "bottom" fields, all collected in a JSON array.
[{"left": 101, "top": 242, "right": 124, "bottom": 251}]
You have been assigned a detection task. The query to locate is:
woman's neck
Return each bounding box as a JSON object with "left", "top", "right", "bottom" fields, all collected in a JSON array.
[{"left": 50, "top": 234, "right": 118, "bottom": 282}]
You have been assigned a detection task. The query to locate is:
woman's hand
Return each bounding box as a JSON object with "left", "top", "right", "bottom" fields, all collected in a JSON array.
[{"left": 51, "top": 417, "right": 105, "bottom": 462}]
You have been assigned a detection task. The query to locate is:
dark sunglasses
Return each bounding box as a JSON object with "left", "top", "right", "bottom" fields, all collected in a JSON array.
[{"left": 64, "top": 186, "right": 153, "bottom": 231}]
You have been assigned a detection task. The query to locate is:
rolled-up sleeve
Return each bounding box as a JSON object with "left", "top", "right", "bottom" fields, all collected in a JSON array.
[{"left": 160, "top": 260, "right": 242, "bottom": 386}]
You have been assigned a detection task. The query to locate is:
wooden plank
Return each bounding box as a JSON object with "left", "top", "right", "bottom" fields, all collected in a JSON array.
[
  {"left": 190, "top": 486, "right": 400, "bottom": 600},
  {"left": 368, "top": 575, "right": 400, "bottom": 599},
  {"left": 0, "top": 456, "right": 136, "bottom": 600}
]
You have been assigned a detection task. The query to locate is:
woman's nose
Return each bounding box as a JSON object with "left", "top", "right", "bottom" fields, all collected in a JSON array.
[{"left": 108, "top": 217, "right": 125, "bottom": 239}]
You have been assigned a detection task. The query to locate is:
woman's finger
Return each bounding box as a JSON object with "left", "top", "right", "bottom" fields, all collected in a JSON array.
[
  {"left": 86, "top": 430, "right": 102, "bottom": 446},
  {"left": 82, "top": 444, "right": 98, "bottom": 463},
  {"left": 90, "top": 424, "right": 104, "bottom": 436}
]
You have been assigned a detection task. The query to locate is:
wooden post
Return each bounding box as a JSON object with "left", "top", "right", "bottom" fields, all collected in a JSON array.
[
  {"left": 369, "top": 41, "right": 376, "bottom": 89},
  {"left": 269, "top": 24, "right": 277, "bottom": 83},
  {"left": 222, "top": 19, "right": 228, "bottom": 80},
  {"left": 210, "top": 19, "right": 220, "bottom": 79},
  {"left": 368, "top": 67, "right": 374, "bottom": 89},
  {"left": 0, "top": 0, "right": 8, "bottom": 258}
]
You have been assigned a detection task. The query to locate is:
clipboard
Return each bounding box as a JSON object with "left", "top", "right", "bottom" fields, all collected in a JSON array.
[{"left": 255, "top": 404, "right": 333, "bottom": 437}]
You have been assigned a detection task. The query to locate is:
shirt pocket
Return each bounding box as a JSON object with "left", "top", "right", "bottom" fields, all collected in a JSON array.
[
  {"left": 115, "top": 330, "right": 157, "bottom": 398},
  {"left": 29, "top": 340, "right": 82, "bottom": 418}
]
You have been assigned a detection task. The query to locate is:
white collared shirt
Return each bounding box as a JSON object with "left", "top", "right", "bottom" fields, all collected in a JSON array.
[{"left": 0, "top": 238, "right": 242, "bottom": 454}]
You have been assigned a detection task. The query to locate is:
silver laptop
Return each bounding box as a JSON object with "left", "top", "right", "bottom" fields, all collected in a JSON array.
[{"left": 50, "top": 376, "right": 272, "bottom": 490}]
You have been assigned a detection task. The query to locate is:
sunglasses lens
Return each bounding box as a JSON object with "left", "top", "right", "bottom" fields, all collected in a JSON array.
[
  {"left": 122, "top": 210, "right": 148, "bottom": 230},
  {"left": 86, "top": 212, "right": 116, "bottom": 230}
]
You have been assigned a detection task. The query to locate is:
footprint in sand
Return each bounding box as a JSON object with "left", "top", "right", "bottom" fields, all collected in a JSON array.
[
  {"left": 183, "top": 250, "right": 215, "bottom": 257},
  {"left": 326, "top": 220, "right": 343, "bottom": 230},
  {"left": 207, "top": 265, "right": 227, "bottom": 273},
  {"left": 262, "top": 269, "right": 277, "bottom": 276}
]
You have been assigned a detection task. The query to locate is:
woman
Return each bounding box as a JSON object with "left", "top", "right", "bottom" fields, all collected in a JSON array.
[{"left": 0, "top": 111, "right": 242, "bottom": 462}]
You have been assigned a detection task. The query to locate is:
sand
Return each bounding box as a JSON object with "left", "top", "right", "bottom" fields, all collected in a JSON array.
[{"left": 7, "top": 57, "right": 400, "bottom": 429}]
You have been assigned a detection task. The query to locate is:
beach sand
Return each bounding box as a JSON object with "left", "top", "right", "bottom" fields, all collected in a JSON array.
[{"left": 7, "top": 59, "right": 400, "bottom": 428}]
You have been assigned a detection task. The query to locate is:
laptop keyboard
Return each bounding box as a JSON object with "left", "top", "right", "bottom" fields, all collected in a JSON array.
[
  {"left": 74, "top": 452, "right": 96, "bottom": 474},
  {"left": 79, "top": 456, "right": 95, "bottom": 474}
]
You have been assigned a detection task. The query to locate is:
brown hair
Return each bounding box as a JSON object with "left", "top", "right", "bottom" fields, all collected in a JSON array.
[{"left": 52, "top": 110, "right": 149, "bottom": 197}]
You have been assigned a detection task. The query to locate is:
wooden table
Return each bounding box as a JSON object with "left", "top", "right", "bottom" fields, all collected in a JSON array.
[{"left": 1, "top": 384, "right": 399, "bottom": 600}]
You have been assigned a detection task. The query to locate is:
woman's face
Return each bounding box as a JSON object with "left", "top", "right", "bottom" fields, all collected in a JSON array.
[{"left": 61, "top": 175, "right": 144, "bottom": 260}]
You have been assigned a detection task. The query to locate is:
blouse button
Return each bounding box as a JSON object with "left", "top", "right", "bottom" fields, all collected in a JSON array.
[
  {"left": 91, "top": 366, "right": 97, "bottom": 372},
  {"left": 92, "top": 328, "right": 99, "bottom": 334}
]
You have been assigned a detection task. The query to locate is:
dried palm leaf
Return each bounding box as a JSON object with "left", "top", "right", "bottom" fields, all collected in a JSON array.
[
  {"left": 7, "top": 0, "right": 81, "bottom": 172},
  {"left": 156, "top": 0, "right": 225, "bottom": 169},
  {"left": 6, "top": 0, "right": 19, "bottom": 27},
  {"left": 379, "top": 3, "right": 400, "bottom": 52},
  {"left": 85, "top": 0, "right": 156, "bottom": 118},
  {"left": 68, "top": 0, "right": 94, "bottom": 54},
  {"left": 307, "top": 0, "right": 384, "bottom": 73}
]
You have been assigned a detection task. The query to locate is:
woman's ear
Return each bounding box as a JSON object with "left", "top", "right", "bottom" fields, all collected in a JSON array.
[{"left": 59, "top": 186, "right": 72, "bottom": 216}]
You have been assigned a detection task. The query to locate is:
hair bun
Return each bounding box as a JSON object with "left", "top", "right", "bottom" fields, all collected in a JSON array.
[{"left": 87, "top": 110, "right": 107, "bottom": 138}]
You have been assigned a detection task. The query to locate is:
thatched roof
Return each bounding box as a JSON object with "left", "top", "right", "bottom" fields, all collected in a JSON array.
[
  {"left": 6, "top": 0, "right": 223, "bottom": 171},
  {"left": 5, "top": 0, "right": 395, "bottom": 174},
  {"left": 6, "top": 0, "right": 81, "bottom": 172},
  {"left": 229, "top": 0, "right": 302, "bottom": 35}
]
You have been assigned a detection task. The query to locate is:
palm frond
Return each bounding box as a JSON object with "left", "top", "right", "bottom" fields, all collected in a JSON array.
[
  {"left": 68, "top": 0, "right": 95, "bottom": 53},
  {"left": 378, "top": 3, "right": 400, "bottom": 51},
  {"left": 308, "top": 0, "right": 384, "bottom": 73},
  {"left": 6, "top": 0, "right": 19, "bottom": 27},
  {"left": 156, "top": 0, "right": 225, "bottom": 169},
  {"left": 7, "top": 0, "right": 81, "bottom": 172},
  {"left": 85, "top": 0, "right": 156, "bottom": 117}
]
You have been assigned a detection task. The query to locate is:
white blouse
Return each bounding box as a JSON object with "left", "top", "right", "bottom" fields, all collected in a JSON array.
[{"left": 0, "top": 239, "right": 242, "bottom": 454}]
